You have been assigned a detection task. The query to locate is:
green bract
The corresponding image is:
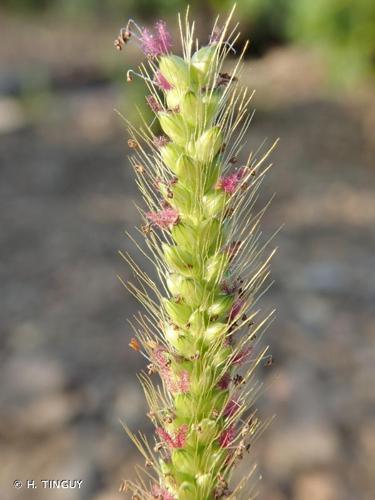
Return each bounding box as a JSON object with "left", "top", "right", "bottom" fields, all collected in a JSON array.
[
  {"left": 166, "top": 88, "right": 184, "bottom": 109},
  {"left": 163, "top": 298, "right": 193, "bottom": 326},
  {"left": 192, "top": 45, "right": 218, "bottom": 85},
  {"left": 192, "top": 126, "right": 223, "bottom": 163},
  {"left": 159, "top": 55, "right": 192, "bottom": 89},
  {"left": 180, "top": 91, "right": 219, "bottom": 127},
  {"left": 204, "top": 253, "right": 230, "bottom": 283},
  {"left": 159, "top": 112, "right": 191, "bottom": 146},
  {"left": 161, "top": 143, "right": 184, "bottom": 173}
]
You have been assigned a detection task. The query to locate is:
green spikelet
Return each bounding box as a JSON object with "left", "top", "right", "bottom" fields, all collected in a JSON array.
[{"left": 116, "top": 6, "right": 278, "bottom": 500}]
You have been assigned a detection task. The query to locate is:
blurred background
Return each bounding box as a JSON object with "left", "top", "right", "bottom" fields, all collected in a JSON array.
[{"left": 1, "top": 1, "right": 374, "bottom": 499}]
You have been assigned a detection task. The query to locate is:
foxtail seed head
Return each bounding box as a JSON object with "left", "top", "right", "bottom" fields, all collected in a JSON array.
[{"left": 117, "top": 6, "right": 277, "bottom": 499}]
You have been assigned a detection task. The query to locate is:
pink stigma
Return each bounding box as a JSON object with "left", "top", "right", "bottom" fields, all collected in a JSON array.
[
  {"left": 216, "top": 168, "right": 247, "bottom": 194},
  {"left": 155, "top": 71, "right": 173, "bottom": 91},
  {"left": 178, "top": 370, "right": 190, "bottom": 393},
  {"left": 140, "top": 20, "right": 172, "bottom": 57},
  {"left": 152, "top": 484, "right": 175, "bottom": 500},
  {"left": 174, "top": 424, "right": 188, "bottom": 448},
  {"left": 219, "top": 426, "right": 236, "bottom": 448},
  {"left": 147, "top": 95, "right": 163, "bottom": 113},
  {"left": 156, "top": 20, "right": 172, "bottom": 54},
  {"left": 157, "top": 424, "right": 188, "bottom": 449},
  {"left": 224, "top": 398, "right": 240, "bottom": 417},
  {"left": 229, "top": 298, "right": 245, "bottom": 322},
  {"left": 152, "top": 347, "right": 190, "bottom": 394},
  {"left": 153, "top": 135, "right": 170, "bottom": 148},
  {"left": 146, "top": 208, "right": 179, "bottom": 229},
  {"left": 232, "top": 347, "right": 252, "bottom": 366},
  {"left": 218, "top": 372, "right": 231, "bottom": 390}
]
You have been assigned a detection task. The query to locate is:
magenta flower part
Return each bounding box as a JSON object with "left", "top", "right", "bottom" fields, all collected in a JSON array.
[
  {"left": 219, "top": 426, "right": 236, "bottom": 448},
  {"left": 146, "top": 208, "right": 179, "bottom": 229},
  {"left": 152, "top": 484, "right": 175, "bottom": 500},
  {"left": 157, "top": 425, "right": 188, "bottom": 449},
  {"left": 217, "top": 167, "right": 247, "bottom": 194},
  {"left": 155, "top": 20, "right": 172, "bottom": 54},
  {"left": 161, "top": 368, "right": 175, "bottom": 392},
  {"left": 153, "top": 135, "right": 170, "bottom": 148},
  {"left": 155, "top": 71, "right": 173, "bottom": 90},
  {"left": 162, "top": 368, "right": 190, "bottom": 394},
  {"left": 177, "top": 370, "right": 190, "bottom": 393},
  {"left": 152, "top": 345, "right": 169, "bottom": 366},
  {"left": 229, "top": 298, "right": 245, "bottom": 322},
  {"left": 174, "top": 424, "right": 188, "bottom": 448},
  {"left": 224, "top": 398, "right": 240, "bottom": 417},
  {"left": 140, "top": 20, "right": 172, "bottom": 57},
  {"left": 147, "top": 95, "right": 163, "bottom": 113},
  {"left": 217, "top": 372, "right": 231, "bottom": 390},
  {"left": 216, "top": 173, "right": 238, "bottom": 193},
  {"left": 231, "top": 347, "right": 252, "bottom": 366},
  {"left": 156, "top": 427, "right": 175, "bottom": 448},
  {"left": 152, "top": 346, "right": 175, "bottom": 386},
  {"left": 140, "top": 28, "right": 158, "bottom": 57},
  {"left": 152, "top": 347, "right": 190, "bottom": 393}
]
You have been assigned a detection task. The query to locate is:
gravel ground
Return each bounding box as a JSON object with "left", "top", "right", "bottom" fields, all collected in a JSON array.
[{"left": 0, "top": 20, "right": 374, "bottom": 499}]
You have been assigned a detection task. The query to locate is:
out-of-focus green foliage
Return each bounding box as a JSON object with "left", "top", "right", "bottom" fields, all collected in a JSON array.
[
  {"left": 2, "top": 0, "right": 375, "bottom": 83},
  {"left": 288, "top": 0, "right": 375, "bottom": 84},
  {"left": 212, "top": 0, "right": 292, "bottom": 49},
  {"left": 214, "top": 0, "right": 375, "bottom": 82},
  {"left": 1, "top": 0, "right": 49, "bottom": 9},
  {"left": 1, "top": 0, "right": 187, "bottom": 16}
]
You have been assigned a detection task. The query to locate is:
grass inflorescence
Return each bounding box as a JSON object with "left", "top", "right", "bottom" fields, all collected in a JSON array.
[{"left": 115, "top": 6, "right": 278, "bottom": 499}]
